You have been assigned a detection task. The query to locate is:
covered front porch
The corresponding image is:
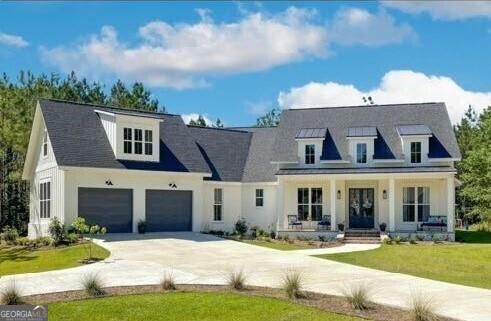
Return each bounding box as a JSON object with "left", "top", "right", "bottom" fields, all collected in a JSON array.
[{"left": 276, "top": 172, "right": 456, "bottom": 238}]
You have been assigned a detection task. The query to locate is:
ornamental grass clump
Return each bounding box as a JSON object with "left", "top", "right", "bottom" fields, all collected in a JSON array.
[
  {"left": 410, "top": 292, "right": 439, "bottom": 321},
  {"left": 161, "top": 272, "right": 177, "bottom": 290},
  {"left": 227, "top": 269, "right": 247, "bottom": 291},
  {"left": 343, "top": 283, "right": 371, "bottom": 310},
  {"left": 282, "top": 270, "right": 304, "bottom": 299},
  {"left": 1, "top": 281, "right": 24, "bottom": 305},
  {"left": 82, "top": 273, "right": 105, "bottom": 297}
]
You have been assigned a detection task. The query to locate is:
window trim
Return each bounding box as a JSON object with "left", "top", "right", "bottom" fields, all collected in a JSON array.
[
  {"left": 255, "top": 188, "right": 264, "bottom": 207},
  {"left": 123, "top": 127, "right": 133, "bottom": 154},
  {"left": 410, "top": 141, "right": 422, "bottom": 163},
  {"left": 134, "top": 128, "right": 143, "bottom": 155},
  {"left": 39, "top": 179, "right": 51, "bottom": 219},
  {"left": 213, "top": 188, "right": 223, "bottom": 222},
  {"left": 403, "top": 186, "right": 430, "bottom": 223},
  {"left": 356, "top": 143, "right": 367, "bottom": 164},
  {"left": 297, "top": 187, "right": 323, "bottom": 221},
  {"left": 144, "top": 129, "right": 153, "bottom": 156},
  {"left": 42, "top": 130, "right": 48, "bottom": 158},
  {"left": 305, "top": 144, "right": 315, "bottom": 164}
]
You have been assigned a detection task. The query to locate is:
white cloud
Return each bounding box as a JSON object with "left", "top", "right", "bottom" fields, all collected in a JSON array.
[
  {"left": 41, "top": 7, "right": 328, "bottom": 89},
  {"left": 329, "top": 8, "right": 416, "bottom": 46},
  {"left": 181, "top": 113, "right": 213, "bottom": 125},
  {"left": 383, "top": 1, "right": 491, "bottom": 20},
  {"left": 278, "top": 70, "right": 491, "bottom": 123},
  {"left": 0, "top": 32, "right": 29, "bottom": 48}
]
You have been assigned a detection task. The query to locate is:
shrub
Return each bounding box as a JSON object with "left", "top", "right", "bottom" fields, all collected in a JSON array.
[
  {"left": 282, "top": 270, "right": 303, "bottom": 299},
  {"left": 161, "top": 272, "right": 177, "bottom": 290},
  {"left": 410, "top": 239, "right": 418, "bottom": 244},
  {"left": 137, "top": 220, "right": 146, "bottom": 234},
  {"left": 227, "top": 269, "right": 247, "bottom": 290},
  {"left": 409, "top": 292, "right": 439, "bottom": 321},
  {"left": 343, "top": 283, "right": 371, "bottom": 310},
  {"left": 49, "top": 217, "right": 66, "bottom": 246},
  {"left": 269, "top": 231, "right": 276, "bottom": 239},
  {"left": 71, "top": 217, "right": 89, "bottom": 239},
  {"left": 16, "top": 237, "right": 30, "bottom": 246},
  {"left": 2, "top": 226, "right": 19, "bottom": 244},
  {"left": 258, "top": 229, "right": 266, "bottom": 237},
  {"left": 66, "top": 232, "right": 79, "bottom": 244},
  {"left": 394, "top": 236, "right": 402, "bottom": 244},
  {"left": 383, "top": 237, "right": 393, "bottom": 245},
  {"left": 234, "top": 219, "right": 248, "bottom": 236},
  {"left": 82, "top": 273, "right": 105, "bottom": 297},
  {"left": 475, "top": 222, "right": 490, "bottom": 232},
  {"left": 318, "top": 235, "right": 326, "bottom": 242},
  {"left": 1, "top": 281, "right": 24, "bottom": 305},
  {"left": 38, "top": 237, "right": 52, "bottom": 247}
]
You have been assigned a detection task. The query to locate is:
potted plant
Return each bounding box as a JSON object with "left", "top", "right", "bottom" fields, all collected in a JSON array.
[
  {"left": 337, "top": 223, "right": 345, "bottom": 232},
  {"left": 379, "top": 222, "right": 387, "bottom": 232},
  {"left": 137, "top": 220, "right": 146, "bottom": 234}
]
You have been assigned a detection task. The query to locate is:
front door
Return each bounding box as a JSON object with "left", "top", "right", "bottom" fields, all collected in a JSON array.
[{"left": 348, "top": 188, "right": 375, "bottom": 229}]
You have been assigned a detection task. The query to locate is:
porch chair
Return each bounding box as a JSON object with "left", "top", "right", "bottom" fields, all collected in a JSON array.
[
  {"left": 420, "top": 216, "right": 447, "bottom": 231},
  {"left": 288, "top": 215, "right": 303, "bottom": 230},
  {"left": 317, "top": 215, "right": 331, "bottom": 230}
]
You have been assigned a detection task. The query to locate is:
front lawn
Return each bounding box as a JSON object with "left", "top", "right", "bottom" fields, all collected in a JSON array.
[
  {"left": 0, "top": 243, "right": 110, "bottom": 275},
  {"left": 240, "top": 239, "right": 320, "bottom": 251},
  {"left": 318, "top": 241, "right": 491, "bottom": 289},
  {"left": 48, "top": 292, "right": 363, "bottom": 321}
]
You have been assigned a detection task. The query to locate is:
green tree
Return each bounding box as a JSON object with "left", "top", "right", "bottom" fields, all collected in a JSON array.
[
  {"left": 256, "top": 108, "right": 281, "bottom": 127},
  {"left": 214, "top": 118, "right": 224, "bottom": 128},
  {"left": 189, "top": 115, "right": 208, "bottom": 127}
]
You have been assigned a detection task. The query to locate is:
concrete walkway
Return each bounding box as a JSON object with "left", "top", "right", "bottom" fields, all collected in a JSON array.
[{"left": 1, "top": 232, "right": 490, "bottom": 321}]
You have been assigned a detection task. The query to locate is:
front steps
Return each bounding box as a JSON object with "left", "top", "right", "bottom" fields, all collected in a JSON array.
[{"left": 343, "top": 230, "right": 381, "bottom": 244}]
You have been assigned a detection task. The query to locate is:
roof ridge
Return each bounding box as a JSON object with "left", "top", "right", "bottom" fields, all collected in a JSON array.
[
  {"left": 186, "top": 125, "right": 251, "bottom": 133},
  {"left": 284, "top": 102, "right": 444, "bottom": 111},
  {"left": 40, "top": 98, "right": 179, "bottom": 117}
]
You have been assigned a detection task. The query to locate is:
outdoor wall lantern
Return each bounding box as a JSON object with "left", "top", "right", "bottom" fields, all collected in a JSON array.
[
  {"left": 382, "top": 190, "right": 387, "bottom": 199},
  {"left": 337, "top": 190, "right": 341, "bottom": 200},
  {"left": 169, "top": 182, "right": 177, "bottom": 189},
  {"left": 105, "top": 179, "right": 113, "bottom": 186}
]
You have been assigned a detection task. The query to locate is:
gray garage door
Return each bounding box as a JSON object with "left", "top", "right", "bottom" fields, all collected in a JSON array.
[
  {"left": 78, "top": 188, "right": 133, "bottom": 233},
  {"left": 145, "top": 190, "right": 192, "bottom": 232}
]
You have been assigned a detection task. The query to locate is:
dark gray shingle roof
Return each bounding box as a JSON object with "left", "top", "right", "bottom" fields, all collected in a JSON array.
[
  {"left": 396, "top": 124, "right": 432, "bottom": 136},
  {"left": 240, "top": 127, "right": 278, "bottom": 182},
  {"left": 39, "top": 99, "right": 211, "bottom": 174},
  {"left": 273, "top": 103, "right": 461, "bottom": 162}
]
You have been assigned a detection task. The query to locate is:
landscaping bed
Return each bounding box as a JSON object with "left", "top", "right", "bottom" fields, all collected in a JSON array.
[
  {"left": 24, "top": 284, "right": 457, "bottom": 321},
  {"left": 237, "top": 237, "right": 341, "bottom": 251}
]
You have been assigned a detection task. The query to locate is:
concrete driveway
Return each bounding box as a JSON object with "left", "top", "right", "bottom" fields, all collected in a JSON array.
[{"left": 2, "top": 232, "right": 490, "bottom": 321}]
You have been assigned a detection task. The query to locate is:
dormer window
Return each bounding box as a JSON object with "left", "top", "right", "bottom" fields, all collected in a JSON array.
[
  {"left": 305, "top": 144, "right": 315, "bottom": 164},
  {"left": 144, "top": 130, "right": 153, "bottom": 155},
  {"left": 356, "top": 143, "right": 367, "bottom": 163},
  {"left": 123, "top": 128, "right": 132, "bottom": 154},
  {"left": 42, "top": 130, "right": 48, "bottom": 157},
  {"left": 134, "top": 129, "right": 143, "bottom": 154},
  {"left": 410, "top": 142, "right": 421, "bottom": 163}
]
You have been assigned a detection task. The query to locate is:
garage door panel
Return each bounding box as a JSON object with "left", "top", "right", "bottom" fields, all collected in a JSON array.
[
  {"left": 146, "top": 190, "right": 192, "bottom": 232},
  {"left": 78, "top": 188, "right": 133, "bottom": 233}
]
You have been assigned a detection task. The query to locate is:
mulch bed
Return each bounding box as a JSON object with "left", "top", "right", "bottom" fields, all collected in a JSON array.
[{"left": 24, "top": 284, "right": 457, "bottom": 321}]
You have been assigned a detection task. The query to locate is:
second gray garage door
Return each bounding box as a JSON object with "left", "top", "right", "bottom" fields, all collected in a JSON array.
[
  {"left": 78, "top": 187, "right": 133, "bottom": 233},
  {"left": 145, "top": 190, "right": 192, "bottom": 232}
]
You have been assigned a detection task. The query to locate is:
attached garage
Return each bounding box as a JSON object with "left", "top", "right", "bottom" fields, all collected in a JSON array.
[
  {"left": 145, "top": 190, "right": 192, "bottom": 232},
  {"left": 78, "top": 187, "right": 133, "bottom": 233}
]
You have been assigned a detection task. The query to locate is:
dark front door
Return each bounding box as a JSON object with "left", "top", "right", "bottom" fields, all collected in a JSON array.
[
  {"left": 145, "top": 190, "right": 193, "bottom": 232},
  {"left": 348, "top": 188, "right": 374, "bottom": 229}
]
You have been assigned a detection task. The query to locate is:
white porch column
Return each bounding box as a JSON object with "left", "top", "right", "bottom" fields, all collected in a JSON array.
[
  {"left": 330, "top": 179, "right": 337, "bottom": 231},
  {"left": 276, "top": 177, "right": 286, "bottom": 231},
  {"left": 388, "top": 178, "right": 395, "bottom": 232},
  {"left": 447, "top": 176, "right": 455, "bottom": 233}
]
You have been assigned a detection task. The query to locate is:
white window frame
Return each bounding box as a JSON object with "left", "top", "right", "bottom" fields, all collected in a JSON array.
[
  {"left": 403, "top": 186, "right": 430, "bottom": 223},
  {"left": 213, "top": 188, "right": 223, "bottom": 221},
  {"left": 123, "top": 127, "right": 132, "bottom": 154},
  {"left": 305, "top": 144, "right": 315, "bottom": 164},
  {"left": 144, "top": 129, "right": 153, "bottom": 156},
  {"left": 42, "top": 130, "right": 48, "bottom": 158},
  {"left": 39, "top": 179, "right": 51, "bottom": 219},
  {"left": 255, "top": 189, "right": 264, "bottom": 207},
  {"left": 134, "top": 128, "right": 143, "bottom": 155},
  {"left": 410, "top": 141, "right": 422, "bottom": 163},
  {"left": 297, "top": 187, "right": 323, "bottom": 221},
  {"left": 356, "top": 143, "right": 367, "bottom": 164}
]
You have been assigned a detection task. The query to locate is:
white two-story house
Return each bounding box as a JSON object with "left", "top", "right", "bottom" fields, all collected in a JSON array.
[{"left": 23, "top": 99, "right": 461, "bottom": 240}]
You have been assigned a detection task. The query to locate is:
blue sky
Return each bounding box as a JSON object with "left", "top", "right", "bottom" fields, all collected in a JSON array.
[{"left": 1, "top": 1, "right": 490, "bottom": 125}]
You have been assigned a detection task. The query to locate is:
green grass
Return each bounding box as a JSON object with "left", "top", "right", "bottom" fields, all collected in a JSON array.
[
  {"left": 0, "top": 243, "right": 110, "bottom": 275},
  {"left": 455, "top": 230, "right": 491, "bottom": 243},
  {"left": 49, "top": 292, "right": 364, "bottom": 321},
  {"left": 240, "top": 239, "right": 317, "bottom": 251},
  {"left": 318, "top": 241, "right": 491, "bottom": 289}
]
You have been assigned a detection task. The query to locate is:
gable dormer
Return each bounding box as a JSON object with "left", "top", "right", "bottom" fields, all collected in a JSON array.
[
  {"left": 396, "top": 125, "right": 432, "bottom": 165},
  {"left": 347, "top": 127, "right": 377, "bottom": 166},
  {"left": 95, "top": 109, "right": 162, "bottom": 162},
  {"left": 295, "top": 128, "right": 327, "bottom": 165}
]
